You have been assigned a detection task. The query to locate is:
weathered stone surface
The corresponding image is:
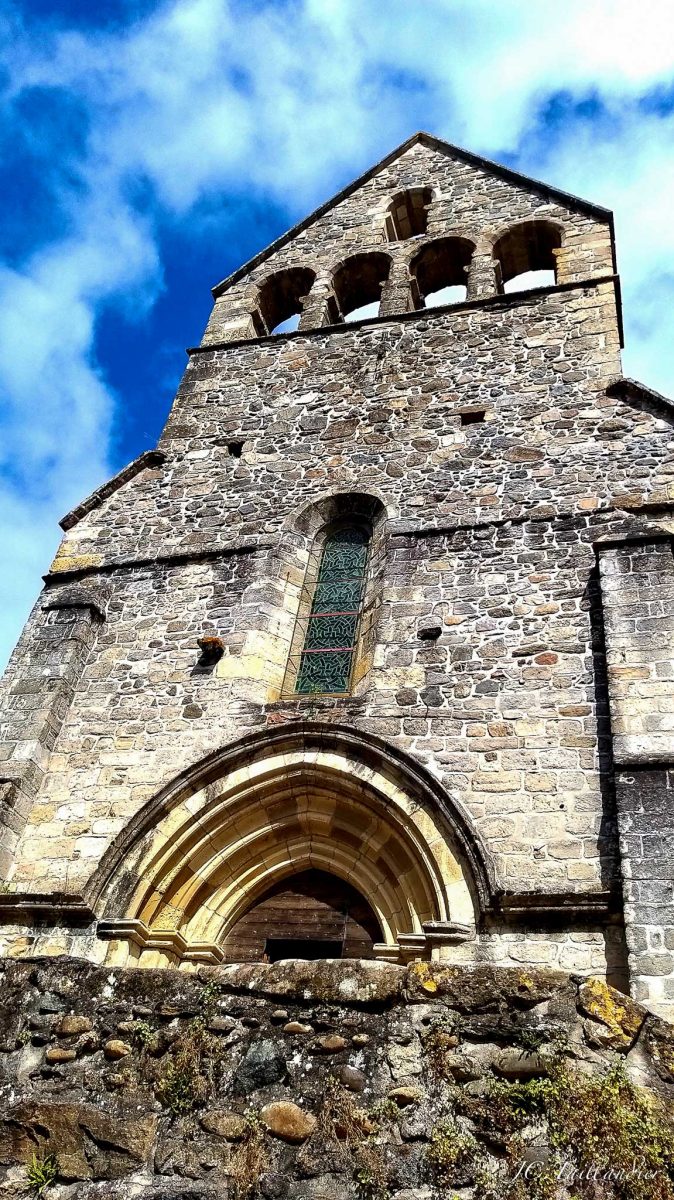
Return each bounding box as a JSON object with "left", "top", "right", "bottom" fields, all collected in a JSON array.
[
  {"left": 284, "top": 1021, "right": 314, "bottom": 1035},
  {"left": 388, "top": 1085, "right": 422, "bottom": 1106},
  {"left": 387, "top": 1039, "right": 423, "bottom": 1079},
  {"left": 441, "top": 1050, "right": 480, "bottom": 1082},
  {"left": 0, "top": 1102, "right": 156, "bottom": 1180},
  {"left": 493, "top": 1049, "right": 549, "bottom": 1079},
  {"left": 214, "top": 961, "right": 404, "bottom": 1006},
  {"left": 103, "top": 1039, "right": 131, "bottom": 1060},
  {"left": 406, "top": 962, "right": 573, "bottom": 1011},
  {"left": 198, "top": 1111, "right": 247, "bottom": 1140},
  {"left": 57, "top": 1014, "right": 93, "bottom": 1036},
  {"left": 337, "top": 1065, "right": 366, "bottom": 1092},
  {"left": 0, "top": 958, "right": 670, "bottom": 1197},
  {"left": 45, "top": 1045, "right": 77, "bottom": 1064},
  {"left": 206, "top": 1014, "right": 237, "bottom": 1033},
  {"left": 578, "top": 978, "right": 644, "bottom": 1049},
  {"left": 233, "top": 1038, "right": 287, "bottom": 1094},
  {"left": 155, "top": 1128, "right": 230, "bottom": 1179},
  {"left": 313, "top": 1035, "right": 347, "bottom": 1054},
  {"left": 261, "top": 1101, "right": 317, "bottom": 1142},
  {"left": 288, "top": 1175, "right": 357, "bottom": 1199}
]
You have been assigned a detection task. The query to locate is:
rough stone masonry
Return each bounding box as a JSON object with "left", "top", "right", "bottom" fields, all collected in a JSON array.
[
  {"left": 1, "top": 958, "right": 674, "bottom": 1198},
  {"left": 0, "top": 132, "right": 674, "bottom": 1063}
]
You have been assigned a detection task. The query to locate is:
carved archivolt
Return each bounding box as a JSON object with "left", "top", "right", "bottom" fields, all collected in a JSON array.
[{"left": 94, "top": 726, "right": 485, "bottom": 969}]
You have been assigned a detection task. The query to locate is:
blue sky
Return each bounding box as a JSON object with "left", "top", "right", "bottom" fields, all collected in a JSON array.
[{"left": 1, "top": 0, "right": 674, "bottom": 666}]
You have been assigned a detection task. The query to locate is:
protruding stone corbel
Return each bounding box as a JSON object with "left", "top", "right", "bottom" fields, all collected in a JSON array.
[
  {"left": 43, "top": 584, "right": 107, "bottom": 622},
  {"left": 375, "top": 922, "right": 474, "bottom": 964},
  {"left": 198, "top": 636, "right": 225, "bottom": 665}
]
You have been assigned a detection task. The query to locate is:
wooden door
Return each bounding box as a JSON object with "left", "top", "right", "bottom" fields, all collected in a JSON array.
[{"left": 222, "top": 868, "right": 382, "bottom": 962}]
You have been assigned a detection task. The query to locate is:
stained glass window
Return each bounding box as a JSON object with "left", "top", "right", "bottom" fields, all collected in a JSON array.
[{"left": 295, "top": 526, "right": 370, "bottom": 695}]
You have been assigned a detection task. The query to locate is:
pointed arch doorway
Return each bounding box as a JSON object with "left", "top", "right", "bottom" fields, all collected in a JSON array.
[
  {"left": 93, "top": 725, "right": 488, "bottom": 968},
  {"left": 223, "top": 868, "right": 383, "bottom": 963}
]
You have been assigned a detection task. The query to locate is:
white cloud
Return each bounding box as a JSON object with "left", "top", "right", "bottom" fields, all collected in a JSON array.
[{"left": 1, "top": 0, "right": 674, "bottom": 665}]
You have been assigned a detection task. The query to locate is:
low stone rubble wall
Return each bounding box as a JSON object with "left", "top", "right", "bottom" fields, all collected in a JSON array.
[{"left": 1, "top": 958, "right": 673, "bottom": 1198}]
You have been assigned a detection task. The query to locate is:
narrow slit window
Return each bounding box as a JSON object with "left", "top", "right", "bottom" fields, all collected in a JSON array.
[{"left": 295, "top": 526, "right": 370, "bottom": 695}]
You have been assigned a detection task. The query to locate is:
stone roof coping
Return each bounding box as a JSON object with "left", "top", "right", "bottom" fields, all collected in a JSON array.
[{"left": 59, "top": 450, "right": 166, "bottom": 532}]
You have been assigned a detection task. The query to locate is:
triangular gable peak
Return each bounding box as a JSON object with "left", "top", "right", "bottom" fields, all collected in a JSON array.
[
  {"left": 202, "top": 133, "right": 617, "bottom": 346},
  {"left": 212, "top": 133, "right": 613, "bottom": 295}
]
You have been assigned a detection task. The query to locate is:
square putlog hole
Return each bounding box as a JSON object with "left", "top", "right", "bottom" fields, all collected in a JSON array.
[{"left": 460, "top": 410, "right": 486, "bottom": 426}]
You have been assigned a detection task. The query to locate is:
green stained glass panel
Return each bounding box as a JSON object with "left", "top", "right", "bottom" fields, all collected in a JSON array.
[
  {"left": 296, "top": 650, "right": 353, "bottom": 694},
  {"left": 319, "top": 534, "right": 368, "bottom": 577},
  {"left": 304, "top": 613, "right": 358, "bottom": 650},
  {"left": 295, "top": 525, "right": 369, "bottom": 695},
  {"left": 312, "top": 577, "right": 364, "bottom": 611}
]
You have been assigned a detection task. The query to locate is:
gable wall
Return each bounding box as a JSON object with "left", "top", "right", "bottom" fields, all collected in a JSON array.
[
  {"left": 7, "top": 284, "right": 667, "bottom": 927},
  {"left": 3, "top": 147, "right": 673, "bottom": 1009},
  {"left": 202, "top": 141, "right": 615, "bottom": 344}
]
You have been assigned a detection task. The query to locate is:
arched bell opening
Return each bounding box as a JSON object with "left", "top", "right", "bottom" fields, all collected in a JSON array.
[
  {"left": 410, "top": 236, "right": 475, "bottom": 308},
  {"left": 493, "top": 219, "right": 562, "bottom": 294},
  {"left": 332, "top": 252, "right": 391, "bottom": 322},
  {"left": 222, "top": 867, "right": 383, "bottom": 962}
]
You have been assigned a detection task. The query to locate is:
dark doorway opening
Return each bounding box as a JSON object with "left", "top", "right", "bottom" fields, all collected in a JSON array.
[
  {"left": 265, "top": 937, "right": 343, "bottom": 962},
  {"left": 222, "top": 868, "right": 383, "bottom": 963}
]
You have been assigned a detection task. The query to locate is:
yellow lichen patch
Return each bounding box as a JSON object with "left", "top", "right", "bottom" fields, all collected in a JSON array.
[
  {"left": 49, "top": 552, "right": 103, "bottom": 573},
  {"left": 517, "top": 972, "right": 536, "bottom": 994},
  {"left": 409, "top": 961, "right": 439, "bottom": 993},
  {"left": 578, "top": 977, "right": 643, "bottom": 1047}
]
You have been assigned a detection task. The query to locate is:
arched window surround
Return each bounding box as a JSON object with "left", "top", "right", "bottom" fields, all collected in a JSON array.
[
  {"left": 281, "top": 493, "right": 387, "bottom": 698},
  {"left": 286, "top": 518, "right": 371, "bottom": 696}
]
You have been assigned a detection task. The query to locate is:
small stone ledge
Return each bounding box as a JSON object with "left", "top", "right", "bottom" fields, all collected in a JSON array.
[
  {"left": 484, "top": 888, "right": 621, "bottom": 928},
  {"left": 97, "top": 918, "right": 225, "bottom": 965},
  {"left": 43, "top": 537, "right": 273, "bottom": 583},
  {"left": 42, "top": 584, "right": 107, "bottom": 622},
  {"left": 606, "top": 375, "right": 674, "bottom": 420},
  {"left": 189, "top": 273, "right": 620, "bottom": 356},
  {"left": 0, "top": 957, "right": 613, "bottom": 1012},
  {"left": 96, "top": 918, "right": 474, "bottom": 969},
  {"left": 389, "top": 500, "right": 674, "bottom": 546},
  {"left": 0, "top": 893, "right": 95, "bottom": 927}
]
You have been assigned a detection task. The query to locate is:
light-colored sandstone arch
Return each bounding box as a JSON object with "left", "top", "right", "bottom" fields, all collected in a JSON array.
[{"left": 92, "top": 726, "right": 491, "bottom": 969}]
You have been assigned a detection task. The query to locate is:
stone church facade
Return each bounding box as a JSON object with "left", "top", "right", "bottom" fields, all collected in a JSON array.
[{"left": 1, "top": 132, "right": 674, "bottom": 1018}]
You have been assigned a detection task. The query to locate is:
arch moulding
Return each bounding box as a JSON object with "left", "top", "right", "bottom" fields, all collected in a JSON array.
[{"left": 90, "top": 724, "right": 495, "bottom": 970}]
